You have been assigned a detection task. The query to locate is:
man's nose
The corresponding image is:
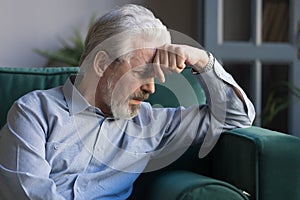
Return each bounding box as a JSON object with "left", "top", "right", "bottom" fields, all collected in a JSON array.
[{"left": 141, "top": 81, "right": 155, "bottom": 94}]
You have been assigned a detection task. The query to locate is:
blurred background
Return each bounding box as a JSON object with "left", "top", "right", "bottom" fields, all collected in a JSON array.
[{"left": 1, "top": 0, "right": 299, "bottom": 136}]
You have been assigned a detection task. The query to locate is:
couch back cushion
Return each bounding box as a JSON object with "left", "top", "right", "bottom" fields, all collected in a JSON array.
[
  {"left": 0, "top": 66, "right": 205, "bottom": 128},
  {"left": 0, "top": 67, "right": 79, "bottom": 128}
]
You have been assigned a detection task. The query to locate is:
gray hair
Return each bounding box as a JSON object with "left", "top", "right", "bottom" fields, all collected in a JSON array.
[{"left": 79, "top": 4, "right": 171, "bottom": 67}]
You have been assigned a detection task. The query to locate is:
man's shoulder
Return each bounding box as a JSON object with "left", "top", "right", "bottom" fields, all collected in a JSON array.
[
  {"left": 6, "top": 86, "right": 66, "bottom": 132},
  {"left": 16, "top": 86, "right": 64, "bottom": 107}
]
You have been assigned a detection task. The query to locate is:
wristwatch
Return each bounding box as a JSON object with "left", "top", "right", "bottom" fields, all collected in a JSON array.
[{"left": 192, "top": 51, "right": 214, "bottom": 74}]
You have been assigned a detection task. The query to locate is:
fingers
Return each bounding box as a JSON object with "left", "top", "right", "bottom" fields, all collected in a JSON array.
[
  {"left": 153, "top": 50, "right": 166, "bottom": 83},
  {"left": 175, "top": 46, "right": 186, "bottom": 70},
  {"left": 153, "top": 44, "right": 187, "bottom": 83}
]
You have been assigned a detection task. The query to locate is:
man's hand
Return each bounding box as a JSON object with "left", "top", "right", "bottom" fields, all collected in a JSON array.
[{"left": 153, "top": 44, "right": 209, "bottom": 82}]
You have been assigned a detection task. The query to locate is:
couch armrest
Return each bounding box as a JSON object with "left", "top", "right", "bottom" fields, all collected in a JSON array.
[
  {"left": 146, "top": 170, "right": 249, "bottom": 200},
  {"left": 209, "top": 126, "right": 300, "bottom": 200}
]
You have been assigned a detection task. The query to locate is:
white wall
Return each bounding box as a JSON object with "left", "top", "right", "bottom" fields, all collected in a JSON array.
[
  {"left": 0, "top": 0, "right": 142, "bottom": 67},
  {"left": 0, "top": 0, "right": 200, "bottom": 67}
]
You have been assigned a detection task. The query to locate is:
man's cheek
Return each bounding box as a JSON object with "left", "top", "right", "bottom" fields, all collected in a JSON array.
[{"left": 112, "top": 77, "right": 141, "bottom": 101}]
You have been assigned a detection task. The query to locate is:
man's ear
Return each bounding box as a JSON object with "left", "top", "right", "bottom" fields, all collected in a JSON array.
[{"left": 93, "top": 51, "right": 110, "bottom": 77}]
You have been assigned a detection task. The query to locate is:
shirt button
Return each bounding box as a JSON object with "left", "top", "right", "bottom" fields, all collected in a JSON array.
[{"left": 54, "top": 145, "right": 59, "bottom": 150}]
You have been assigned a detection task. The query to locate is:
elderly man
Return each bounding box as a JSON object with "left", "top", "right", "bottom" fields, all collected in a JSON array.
[{"left": 0, "top": 4, "right": 255, "bottom": 200}]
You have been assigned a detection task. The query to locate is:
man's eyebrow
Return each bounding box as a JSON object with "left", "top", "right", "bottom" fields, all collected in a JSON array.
[{"left": 132, "top": 66, "right": 151, "bottom": 72}]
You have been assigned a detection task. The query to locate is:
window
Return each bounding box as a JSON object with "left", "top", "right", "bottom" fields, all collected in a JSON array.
[{"left": 204, "top": 0, "right": 300, "bottom": 135}]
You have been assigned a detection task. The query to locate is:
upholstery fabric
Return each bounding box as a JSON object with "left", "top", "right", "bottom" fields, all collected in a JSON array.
[
  {"left": 0, "top": 67, "right": 79, "bottom": 128},
  {"left": 146, "top": 171, "right": 249, "bottom": 200},
  {"left": 211, "top": 127, "right": 300, "bottom": 200},
  {"left": 146, "top": 68, "right": 206, "bottom": 107}
]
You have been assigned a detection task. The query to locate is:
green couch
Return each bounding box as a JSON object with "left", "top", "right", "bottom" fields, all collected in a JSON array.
[{"left": 1, "top": 66, "right": 300, "bottom": 200}]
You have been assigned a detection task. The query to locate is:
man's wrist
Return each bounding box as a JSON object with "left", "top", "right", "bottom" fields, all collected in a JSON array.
[{"left": 192, "top": 51, "right": 214, "bottom": 74}]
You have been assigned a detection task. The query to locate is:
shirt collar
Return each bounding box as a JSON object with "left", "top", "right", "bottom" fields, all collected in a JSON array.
[{"left": 63, "top": 76, "right": 91, "bottom": 115}]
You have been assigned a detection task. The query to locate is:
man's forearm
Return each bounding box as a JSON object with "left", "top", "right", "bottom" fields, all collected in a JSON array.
[{"left": 194, "top": 59, "right": 255, "bottom": 128}]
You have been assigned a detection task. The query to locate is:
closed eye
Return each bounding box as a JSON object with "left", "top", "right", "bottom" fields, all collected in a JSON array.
[{"left": 132, "top": 66, "right": 154, "bottom": 79}]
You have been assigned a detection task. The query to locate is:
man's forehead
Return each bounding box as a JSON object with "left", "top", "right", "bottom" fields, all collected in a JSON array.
[{"left": 129, "top": 48, "right": 156, "bottom": 66}]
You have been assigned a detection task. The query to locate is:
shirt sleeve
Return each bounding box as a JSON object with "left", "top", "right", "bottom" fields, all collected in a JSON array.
[
  {"left": 147, "top": 58, "right": 255, "bottom": 159},
  {"left": 194, "top": 58, "right": 256, "bottom": 157},
  {"left": 143, "top": 58, "right": 255, "bottom": 170},
  {"left": 0, "top": 96, "right": 65, "bottom": 200}
]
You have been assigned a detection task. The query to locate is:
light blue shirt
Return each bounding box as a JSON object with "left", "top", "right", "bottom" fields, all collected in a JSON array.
[{"left": 0, "top": 60, "right": 255, "bottom": 200}]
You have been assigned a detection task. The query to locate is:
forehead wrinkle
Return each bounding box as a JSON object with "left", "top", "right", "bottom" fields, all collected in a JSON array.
[{"left": 129, "top": 48, "right": 156, "bottom": 69}]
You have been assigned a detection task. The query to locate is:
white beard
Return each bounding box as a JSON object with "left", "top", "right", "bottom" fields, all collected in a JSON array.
[
  {"left": 111, "top": 98, "right": 140, "bottom": 120},
  {"left": 106, "top": 85, "right": 141, "bottom": 120}
]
